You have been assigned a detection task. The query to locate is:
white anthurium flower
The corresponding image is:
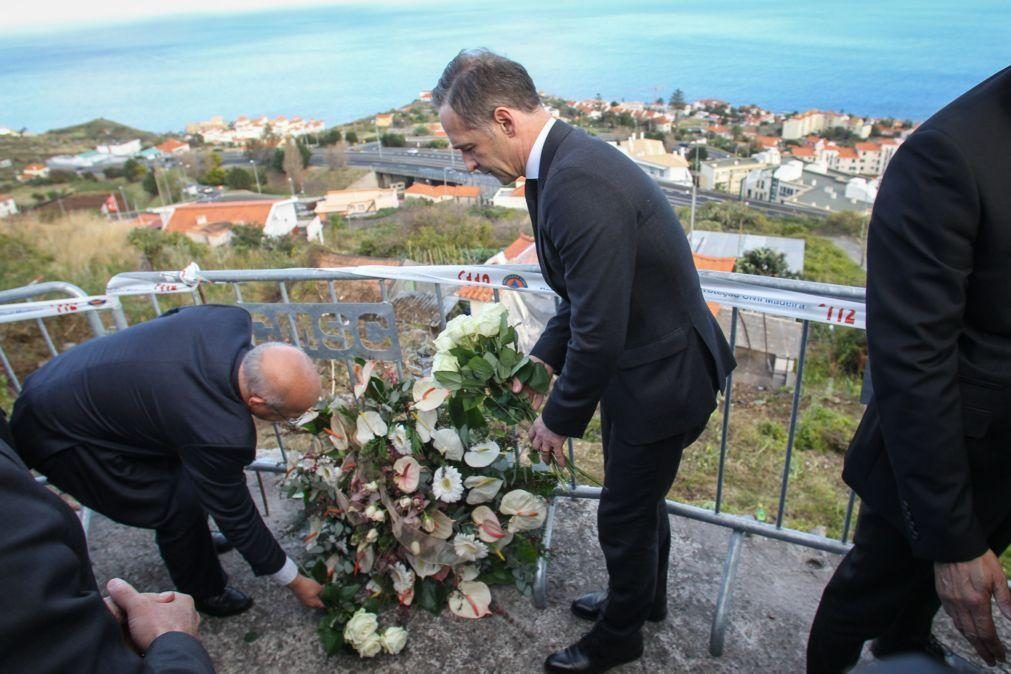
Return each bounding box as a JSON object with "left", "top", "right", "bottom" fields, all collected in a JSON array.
[
  {"left": 355, "top": 411, "right": 388, "bottom": 445},
  {"left": 389, "top": 562, "right": 415, "bottom": 606},
  {"left": 473, "top": 303, "right": 507, "bottom": 337},
  {"left": 432, "top": 351, "right": 460, "bottom": 374},
  {"left": 365, "top": 579, "right": 383, "bottom": 596},
  {"left": 304, "top": 516, "right": 323, "bottom": 549},
  {"left": 415, "top": 409, "right": 437, "bottom": 443},
  {"left": 392, "top": 456, "right": 421, "bottom": 494},
  {"left": 405, "top": 553, "right": 441, "bottom": 578},
  {"left": 471, "top": 506, "right": 513, "bottom": 547},
  {"left": 448, "top": 580, "right": 492, "bottom": 619},
  {"left": 381, "top": 627, "right": 408, "bottom": 655},
  {"left": 353, "top": 360, "right": 376, "bottom": 399},
  {"left": 464, "top": 475, "right": 503, "bottom": 505},
  {"left": 431, "top": 465, "right": 464, "bottom": 503},
  {"left": 499, "top": 490, "right": 548, "bottom": 532},
  {"left": 328, "top": 412, "right": 350, "bottom": 450},
  {"left": 365, "top": 528, "right": 379, "bottom": 544},
  {"left": 356, "top": 543, "right": 375, "bottom": 575},
  {"left": 453, "top": 533, "right": 489, "bottom": 562},
  {"left": 316, "top": 458, "right": 342, "bottom": 487},
  {"left": 412, "top": 377, "right": 451, "bottom": 412},
  {"left": 388, "top": 423, "right": 411, "bottom": 455},
  {"left": 464, "top": 440, "right": 501, "bottom": 468},
  {"left": 432, "top": 428, "right": 464, "bottom": 461},
  {"left": 426, "top": 509, "right": 455, "bottom": 540},
  {"left": 457, "top": 564, "right": 480, "bottom": 582}
]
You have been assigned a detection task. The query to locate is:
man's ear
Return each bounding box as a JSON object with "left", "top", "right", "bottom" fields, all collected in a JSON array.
[{"left": 493, "top": 107, "right": 516, "bottom": 136}]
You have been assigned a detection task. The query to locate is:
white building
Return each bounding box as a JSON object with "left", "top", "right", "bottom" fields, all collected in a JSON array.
[
  {"left": 698, "top": 157, "right": 767, "bottom": 194},
  {"left": 491, "top": 179, "right": 530, "bottom": 211},
  {"left": 0, "top": 194, "right": 18, "bottom": 218},
  {"left": 610, "top": 134, "right": 693, "bottom": 185},
  {"left": 314, "top": 188, "right": 399, "bottom": 218},
  {"left": 96, "top": 139, "right": 142, "bottom": 156}
]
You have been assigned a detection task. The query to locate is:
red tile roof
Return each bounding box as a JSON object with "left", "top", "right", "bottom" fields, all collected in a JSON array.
[
  {"left": 694, "top": 252, "right": 737, "bottom": 316},
  {"left": 157, "top": 139, "right": 189, "bottom": 153},
  {"left": 854, "top": 142, "right": 880, "bottom": 152},
  {"left": 164, "top": 200, "right": 279, "bottom": 233},
  {"left": 405, "top": 183, "right": 481, "bottom": 199},
  {"left": 788, "top": 147, "right": 815, "bottom": 158}
]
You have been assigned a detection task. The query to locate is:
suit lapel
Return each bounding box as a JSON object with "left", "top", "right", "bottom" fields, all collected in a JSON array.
[{"left": 532, "top": 121, "right": 574, "bottom": 294}]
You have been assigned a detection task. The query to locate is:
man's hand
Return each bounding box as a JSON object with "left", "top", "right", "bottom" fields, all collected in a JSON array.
[
  {"left": 105, "top": 578, "right": 200, "bottom": 652},
  {"left": 935, "top": 550, "right": 1011, "bottom": 666},
  {"left": 288, "top": 573, "right": 324, "bottom": 609},
  {"left": 511, "top": 355, "right": 554, "bottom": 411},
  {"left": 529, "top": 416, "right": 567, "bottom": 467}
]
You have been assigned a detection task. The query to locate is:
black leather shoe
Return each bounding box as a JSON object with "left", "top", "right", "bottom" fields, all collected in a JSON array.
[
  {"left": 544, "top": 636, "right": 643, "bottom": 673},
  {"left": 211, "top": 532, "right": 234, "bottom": 554},
  {"left": 570, "top": 591, "right": 667, "bottom": 623},
  {"left": 870, "top": 633, "right": 948, "bottom": 662},
  {"left": 194, "top": 587, "right": 253, "bottom": 617}
]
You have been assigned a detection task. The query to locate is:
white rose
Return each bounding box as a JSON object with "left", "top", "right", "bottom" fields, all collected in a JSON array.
[
  {"left": 381, "top": 626, "right": 408, "bottom": 655},
  {"left": 433, "top": 331, "right": 456, "bottom": 352},
  {"left": 364, "top": 481, "right": 379, "bottom": 493},
  {"left": 398, "top": 496, "right": 413, "bottom": 509},
  {"left": 473, "top": 303, "right": 506, "bottom": 337},
  {"left": 444, "top": 314, "right": 472, "bottom": 343},
  {"left": 357, "top": 632, "right": 383, "bottom": 658},
  {"left": 432, "top": 351, "right": 460, "bottom": 374},
  {"left": 364, "top": 504, "right": 378, "bottom": 519},
  {"left": 343, "top": 608, "right": 378, "bottom": 647}
]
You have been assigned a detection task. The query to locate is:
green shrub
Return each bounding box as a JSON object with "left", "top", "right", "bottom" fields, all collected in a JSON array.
[{"left": 796, "top": 404, "right": 857, "bottom": 454}]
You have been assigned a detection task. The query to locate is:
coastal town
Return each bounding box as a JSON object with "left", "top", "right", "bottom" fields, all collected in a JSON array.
[{"left": 0, "top": 89, "right": 915, "bottom": 246}]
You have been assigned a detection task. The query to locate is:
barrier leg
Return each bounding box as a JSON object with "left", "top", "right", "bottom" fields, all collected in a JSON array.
[
  {"left": 533, "top": 497, "right": 558, "bottom": 609},
  {"left": 710, "top": 529, "right": 746, "bottom": 657}
]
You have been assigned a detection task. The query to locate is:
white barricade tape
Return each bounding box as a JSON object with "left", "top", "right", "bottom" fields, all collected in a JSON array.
[
  {"left": 0, "top": 295, "right": 121, "bottom": 324},
  {"left": 105, "top": 262, "right": 865, "bottom": 329},
  {"left": 106, "top": 262, "right": 201, "bottom": 297}
]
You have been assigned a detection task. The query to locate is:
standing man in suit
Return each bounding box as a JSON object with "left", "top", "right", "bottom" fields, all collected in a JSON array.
[
  {"left": 807, "top": 66, "right": 1011, "bottom": 672},
  {"left": 0, "top": 414, "right": 215, "bottom": 673},
  {"left": 434, "top": 49, "right": 735, "bottom": 673},
  {"left": 10, "top": 304, "right": 324, "bottom": 617}
]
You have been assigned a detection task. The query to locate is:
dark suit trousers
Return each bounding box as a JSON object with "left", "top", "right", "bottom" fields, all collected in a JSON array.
[
  {"left": 38, "top": 445, "right": 228, "bottom": 599},
  {"left": 807, "top": 504, "right": 1011, "bottom": 673},
  {"left": 591, "top": 409, "right": 707, "bottom": 644}
]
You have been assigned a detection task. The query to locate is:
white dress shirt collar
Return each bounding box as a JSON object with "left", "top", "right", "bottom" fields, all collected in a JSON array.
[{"left": 524, "top": 117, "right": 556, "bottom": 180}]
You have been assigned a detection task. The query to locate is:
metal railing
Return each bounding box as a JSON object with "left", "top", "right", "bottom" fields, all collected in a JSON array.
[{"left": 2, "top": 265, "right": 867, "bottom": 657}]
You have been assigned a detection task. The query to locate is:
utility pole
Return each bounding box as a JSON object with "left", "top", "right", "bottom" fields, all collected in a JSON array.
[
  {"left": 689, "top": 183, "right": 697, "bottom": 238},
  {"left": 250, "top": 160, "right": 262, "bottom": 193}
]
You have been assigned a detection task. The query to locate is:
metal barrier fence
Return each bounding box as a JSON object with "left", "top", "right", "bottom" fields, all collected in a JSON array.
[{"left": 0, "top": 265, "right": 867, "bottom": 657}]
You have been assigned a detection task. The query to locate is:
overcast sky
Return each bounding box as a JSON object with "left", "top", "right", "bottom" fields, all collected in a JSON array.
[{"left": 3, "top": 0, "right": 416, "bottom": 33}]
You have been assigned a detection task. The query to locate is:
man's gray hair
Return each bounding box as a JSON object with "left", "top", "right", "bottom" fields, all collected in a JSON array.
[
  {"left": 432, "top": 49, "right": 541, "bottom": 129},
  {"left": 241, "top": 342, "right": 287, "bottom": 409}
]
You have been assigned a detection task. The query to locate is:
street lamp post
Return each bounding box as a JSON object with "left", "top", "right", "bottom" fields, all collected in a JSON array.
[{"left": 250, "top": 160, "right": 262, "bottom": 193}]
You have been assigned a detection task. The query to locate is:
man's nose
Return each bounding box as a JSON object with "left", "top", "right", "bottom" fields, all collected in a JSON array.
[{"left": 463, "top": 155, "right": 479, "bottom": 172}]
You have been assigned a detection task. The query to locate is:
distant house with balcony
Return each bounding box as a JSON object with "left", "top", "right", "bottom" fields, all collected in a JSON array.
[
  {"left": 698, "top": 157, "right": 766, "bottom": 194},
  {"left": 163, "top": 198, "right": 298, "bottom": 246},
  {"left": 314, "top": 188, "right": 399, "bottom": 218},
  {"left": 611, "top": 134, "right": 693, "bottom": 185}
]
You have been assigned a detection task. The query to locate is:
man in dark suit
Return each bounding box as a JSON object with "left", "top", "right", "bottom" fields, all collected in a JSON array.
[
  {"left": 0, "top": 413, "right": 215, "bottom": 673},
  {"left": 807, "top": 66, "right": 1011, "bottom": 672},
  {"left": 10, "top": 305, "right": 324, "bottom": 617},
  {"left": 434, "top": 50, "right": 735, "bottom": 673}
]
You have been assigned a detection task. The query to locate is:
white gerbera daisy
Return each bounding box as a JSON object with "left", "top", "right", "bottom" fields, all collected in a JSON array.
[
  {"left": 432, "top": 465, "right": 464, "bottom": 503},
  {"left": 453, "top": 533, "right": 489, "bottom": 562}
]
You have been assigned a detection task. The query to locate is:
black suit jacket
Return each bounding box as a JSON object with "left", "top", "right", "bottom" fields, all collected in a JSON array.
[
  {"left": 0, "top": 434, "right": 214, "bottom": 673},
  {"left": 528, "top": 121, "right": 735, "bottom": 444},
  {"left": 10, "top": 305, "right": 287, "bottom": 576},
  {"left": 843, "top": 66, "right": 1011, "bottom": 562}
]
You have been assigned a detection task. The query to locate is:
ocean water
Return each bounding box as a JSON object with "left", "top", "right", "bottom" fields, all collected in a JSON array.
[{"left": 0, "top": 0, "right": 1008, "bottom": 132}]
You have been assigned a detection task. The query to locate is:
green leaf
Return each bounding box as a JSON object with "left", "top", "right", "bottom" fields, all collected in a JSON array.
[
  {"left": 467, "top": 356, "right": 494, "bottom": 381},
  {"left": 318, "top": 617, "right": 345, "bottom": 656},
  {"left": 309, "top": 560, "right": 328, "bottom": 584},
  {"left": 417, "top": 579, "right": 444, "bottom": 615},
  {"left": 435, "top": 370, "right": 464, "bottom": 390},
  {"left": 527, "top": 363, "right": 550, "bottom": 393},
  {"left": 320, "top": 583, "right": 343, "bottom": 606}
]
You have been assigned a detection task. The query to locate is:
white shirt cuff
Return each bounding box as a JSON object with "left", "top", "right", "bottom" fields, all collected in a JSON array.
[{"left": 269, "top": 557, "right": 298, "bottom": 586}]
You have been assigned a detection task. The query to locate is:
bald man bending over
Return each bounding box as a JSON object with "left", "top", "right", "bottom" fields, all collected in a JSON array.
[{"left": 11, "top": 305, "right": 324, "bottom": 617}]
